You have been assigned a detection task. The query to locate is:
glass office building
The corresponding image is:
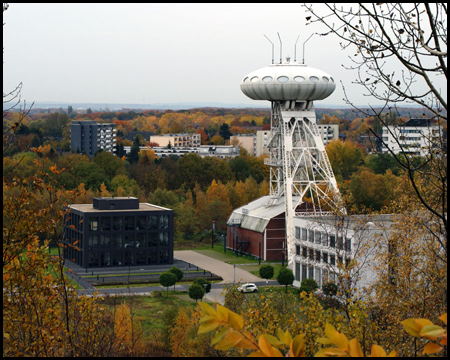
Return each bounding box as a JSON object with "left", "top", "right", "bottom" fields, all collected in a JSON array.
[{"left": 63, "top": 197, "right": 174, "bottom": 268}]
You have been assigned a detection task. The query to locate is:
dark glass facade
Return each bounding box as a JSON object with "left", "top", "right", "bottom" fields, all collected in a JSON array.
[{"left": 63, "top": 198, "right": 174, "bottom": 268}]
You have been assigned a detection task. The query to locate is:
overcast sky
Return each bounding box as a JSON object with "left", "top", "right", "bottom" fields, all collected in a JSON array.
[{"left": 3, "top": 3, "right": 446, "bottom": 108}]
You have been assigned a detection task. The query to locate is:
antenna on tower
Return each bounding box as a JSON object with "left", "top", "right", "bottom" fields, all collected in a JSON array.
[
  {"left": 277, "top": 32, "right": 282, "bottom": 64},
  {"left": 302, "top": 33, "right": 316, "bottom": 64},
  {"left": 263, "top": 34, "right": 275, "bottom": 64},
  {"left": 294, "top": 35, "right": 300, "bottom": 63}
]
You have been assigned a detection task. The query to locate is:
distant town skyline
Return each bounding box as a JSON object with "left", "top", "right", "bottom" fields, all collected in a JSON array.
[{"left": 4, "top": 4, "right": 446, "bottom": 108}]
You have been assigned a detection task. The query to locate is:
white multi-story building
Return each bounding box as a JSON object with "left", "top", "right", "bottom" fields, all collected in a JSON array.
[
  {"left": 149, "top": 133, "right": 201, "bottom": 148},
  {"left": 381, "top": 119, "right": 443, "bottom": 156},
  {"left": 317, "top": 124, "right": 339, "bottom": 145},
  {"left": 292, "top": 215, "right": 392, "bottom": 291}
]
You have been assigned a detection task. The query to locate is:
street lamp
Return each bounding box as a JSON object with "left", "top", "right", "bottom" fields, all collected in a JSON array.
[
  {"left": 212, "top": 221, "right": 215, "bottom": 249},
  {"left": 185, "top": 266, "right": 188, "bottom": 292},
  {"left": 233, "top": 264, "right": 236, "bottom": 284}
]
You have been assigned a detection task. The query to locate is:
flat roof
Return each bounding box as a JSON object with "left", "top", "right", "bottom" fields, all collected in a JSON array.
[{"left": 68, "top": 203, "right": 171, "bottom": 213}]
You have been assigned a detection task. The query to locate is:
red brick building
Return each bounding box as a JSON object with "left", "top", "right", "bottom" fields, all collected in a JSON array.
[{"left": 227, "top": 196, "right": 287, "bottom": 261}]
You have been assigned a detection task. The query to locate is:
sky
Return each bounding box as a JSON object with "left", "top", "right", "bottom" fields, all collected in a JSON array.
[{"left": 3, "top": 3, "right": 446, "bottom": 108}]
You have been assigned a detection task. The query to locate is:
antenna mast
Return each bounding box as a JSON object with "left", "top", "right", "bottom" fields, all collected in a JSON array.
[
  {"left": 277, "top": 32, "right": 282, "bottom": 64},
  {"left": 294, "top": 35, "right": 300, "bottom": 63},
  {"left": 263, "top": 34, "right": 275, "bottom": 64}
]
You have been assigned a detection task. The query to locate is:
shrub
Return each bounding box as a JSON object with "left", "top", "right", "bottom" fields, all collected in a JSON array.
[
  {"left": 322, "top": 281, "right": 338, "bottom": 297},
  {"left": 299, "top": 278, "right": 318, "bottom": 294},
  {"left": 188, "top": 284, "right": 205, "bottom": 303},
  {"left": 259, "top": 264, "right": 274, "bottom": 281},
  {"left": 193, "top": 278, "right": 211, "bottom": 293}
]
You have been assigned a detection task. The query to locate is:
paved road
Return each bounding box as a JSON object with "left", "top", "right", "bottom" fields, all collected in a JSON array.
[{"left": 174, "top": 250, "right": 262, "bottom": 283}]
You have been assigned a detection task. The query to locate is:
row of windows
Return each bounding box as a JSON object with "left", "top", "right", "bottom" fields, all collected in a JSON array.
[
  {"left": 295, "top": 227, "right": 351, "bottom": 251},
  {"left": 295, "top": 262, "right": 336, "bottom": 288},
  {"left": 244, "top": 75, "right": 334, "bottom": 84},
  {"left": 88, "top": 232, "right": 169, "bottom": 249},
  {"left": 89, "top": 215, "right": 169, "bottom": 232},
  {"left": 295, "top": 245, "right": 351, "bottom": 266},
  {"left": 88, "top": 249, "right": 170, "bottom": 267}
]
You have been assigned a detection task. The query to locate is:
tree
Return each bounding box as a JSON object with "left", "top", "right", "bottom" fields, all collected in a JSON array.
[
  {"left": 126, "top": 136, "right": 141, "bottom": 164},
  {"left": 168, "top": 266, "right": 183, "bottom": 291},
  {"left": 276, "top": 267, "right": 295, "bottom": 293},
  {"left": 299, "top": 278, "right": 319, "bottom": 294},
  {"left": 325, "top": 139, "right": 365, "bottom": 180},
  {"left": 219, "top": 123, "right": 232, "bottom": 140},
  {"left": 193, "top": 278, "right": 211, "bottom": 294},
  {"left": 188, "top": 284, "right": 205, "bottom": 303},
  {"left": 159, "top": 272, "right": 177, "bottom": 297},
  {"left": 259, "top": 264, "right": 274, "bottom": 283}
]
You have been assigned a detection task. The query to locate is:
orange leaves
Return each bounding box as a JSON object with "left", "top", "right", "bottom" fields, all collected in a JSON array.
[{"left": 401, "top": 313, "right": 447, "bottom": 355}]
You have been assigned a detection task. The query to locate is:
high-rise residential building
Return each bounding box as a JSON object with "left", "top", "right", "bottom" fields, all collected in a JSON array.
[
  {"left": 63, "top": 197, "right": 174, "bottom": 268},
  {"left": 381, "top": 119, "right": 443, "bottom": 156},
  {"left": 70, "top": 120, "right": 116, "bottom": 156}
]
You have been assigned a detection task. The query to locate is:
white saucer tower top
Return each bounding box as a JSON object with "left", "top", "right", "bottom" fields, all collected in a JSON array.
[{"left": 240, "top": 59, "right": 345, "bottom": 266}]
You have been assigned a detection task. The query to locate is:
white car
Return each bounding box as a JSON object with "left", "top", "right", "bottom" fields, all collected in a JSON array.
[{"left": 238, "top": 283, "right": 258, "bottom": 293}]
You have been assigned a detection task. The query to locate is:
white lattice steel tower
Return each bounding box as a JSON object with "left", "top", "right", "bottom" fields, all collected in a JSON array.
[{"left": 240, "top": 58, "right": 346, "bottom": 266}]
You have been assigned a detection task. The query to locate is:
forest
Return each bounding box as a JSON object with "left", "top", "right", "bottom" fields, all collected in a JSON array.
[{"left": 3, "top": 106, "right": 429, "bottom": 244}]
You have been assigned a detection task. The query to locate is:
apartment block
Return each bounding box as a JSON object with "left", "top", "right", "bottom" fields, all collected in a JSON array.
[
  {"left": 70, "top": 120, "right": 116, "bottom": 156},
  {"left": 149, "top": 133, "right": 201, "bottom": 148}
]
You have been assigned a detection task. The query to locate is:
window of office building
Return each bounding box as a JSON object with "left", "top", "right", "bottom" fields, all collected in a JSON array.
[
  {"left": 329, "top": 235, "right": 336, "bottom": 248},
  {"left": 302, "top": 264, "right": 307, "bottom": 281},
  {"left": 112, "top": 233, "right": 122, "bottom": 248},
  {"left": 296, "top": 245, "right": 301, "bottom": 256},
  {"left": 301, "top": 228, "right": 308, "bottom": 240},
  {"left": 89, "top": 234, "right": 99, "bottom": 249},
  {"left": 309, "top": 248, "right": 314, "bottom": 260},
  {"left": 100, "top": 234, "right": 110, "bottom": 248},
  {"left": 113, "top": 216, "right": 122, "bottom": 231},
  {"left": 124, "top": 233, "right": 134, "bottom": 248},
  {"left": 315, "top": 267, "right": 321, "bottom": 287},
  {"left": 322, "top": 233, "right": 328, "bottom": 247},
  {"left": 125, "top": 216, "right": 135, "bottom": 231},
  {"left": 308, "top": 265, "right": 314, "bottom": 279},
  {"left": 136, "top": 216, "right": 146, "bottom": 231},
  {"left": 315, "top": 231, "right": 322, "bottom": 244},
  {"left": 89, "top": 252, "right": 99, "bottom": 267},
  {"left": 322, "top": 253, "right": 328, "bottom": 264},
  {"left": 100, "top": 217, "right": 111, "bottom": 232},
  {"left": 160, "top": 232, "right": 169, "bottom": 246},
  {"left": 337, "top": 236, "right": 343, "bottom": 250},
  {"left": 295, "top": 262, "right": 301, "bottom": 281},
  {"left": 148, "top": 215, "right": 158, "bottom": 230},
  {"left": 136, "top": 233, "right": 145, "bottom": 248},
  {"left": 315, "top": 250, "right": 321, "bottom": 262},
  {"left": 124, "top": 250, "right": 134, "bottom": 266},
  {"left": 302, "top": 246, "right": 307, "bottom": 258},
  {"left": 346, "top": 238, "right": 352, "bottom": 252},
  {"left": 295, "top": 227, "right": 301, "bottom": 239},
  {"left": 100, "top": 251, "right": 110, "bottom": 266},
  {"left": 308, "top": 230, "right": 315, "bottom": 243},
  {"left": 160, "top": 249, "right": 169, "bottom": 264},
  {"left": 89, "top": 217, "right": 99, "bottom": 231},
  {"left": 160, "top": 215, "right": 169, "bottom": 231},
  {"left": 148, "top": 249, "right": 158, "bottom": 264},
  {"left": 111, "top": 251, "right": 122, "bottom": 266},
  {"left": 330, "top": 255, "right": 336, "bottom": 265},
  {"left": 137, "top": 249, "right": 146, "bottom": 265},
  {"left": 148, "top": 232, "right": 158, "bottom": 247}
]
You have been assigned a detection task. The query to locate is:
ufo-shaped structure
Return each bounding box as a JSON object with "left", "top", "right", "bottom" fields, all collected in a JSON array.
[
  {"left": 240, "top": 63, "right": 336, "bottom": 101},
  {"left": 236, "top": 59, "right": 345, "bottom": 267}
]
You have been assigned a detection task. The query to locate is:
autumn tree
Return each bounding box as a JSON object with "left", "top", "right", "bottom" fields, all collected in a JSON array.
[{"left": 188, "top": 284, "right": 205, "bottom": 303}]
